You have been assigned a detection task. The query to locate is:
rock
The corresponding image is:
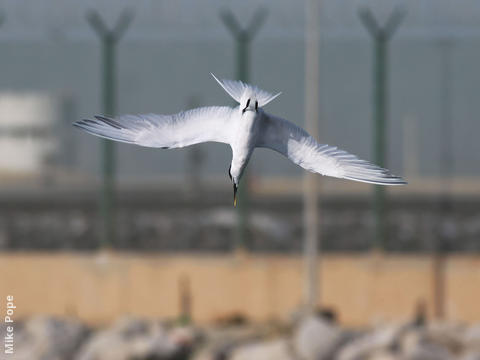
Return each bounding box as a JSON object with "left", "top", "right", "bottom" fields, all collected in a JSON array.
[
  {"left": 191, "top": 324, "right": 268, "bottom": 360},
  {"left": 404, "top": 342, "right": 452, "bottom": 360},
  {"left": 399, "top": 329, "right": 425, "bottom": 355},
  {"left": 400, "top": 328, "right": 453, "bottom": 360},
  {"left": 230, "top": 338, "right": 293, "bottom": 360},
  {"left": 464, "top": 324, "right": 480, "bottom": 351},
  {"left": 74, "top": 317, "right": 192, "bottom": 360},
  {"left": 293, "top": 315, "right": 346, "bottom": 360},
  {"left": 11, "top": 316, "right": 89, "bottom": 360},
  {"left": 425, "top": 321, "right": 464, "bottom": 355},
  {"left": 169, "top": 325, "right": 198, "bottom": 347},
  {"left": 337, "top": 324, "right": 405, "bottom": 360},
  {"left": 368, "top": 350, "right": 399, "bottom": 360},
  {"left": 460, "top": 351, "right": 480, "bottom": 360}
]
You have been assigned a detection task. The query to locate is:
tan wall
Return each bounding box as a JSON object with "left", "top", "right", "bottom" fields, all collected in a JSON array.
[{"left": 1, "top": 252, "right": 479, "bottom": 326}]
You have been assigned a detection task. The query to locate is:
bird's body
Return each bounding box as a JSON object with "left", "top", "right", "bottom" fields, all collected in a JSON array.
[
  {"left": 75, "top": 74, "right": 406, "bottom": 205},
  {"left": 230, "top": 107, "right": 260, "bottom": 184}
]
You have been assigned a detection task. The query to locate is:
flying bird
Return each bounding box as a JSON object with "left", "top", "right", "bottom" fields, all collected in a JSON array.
[{"left": 74, "top": 74, "right": 406, "bottom": 206}]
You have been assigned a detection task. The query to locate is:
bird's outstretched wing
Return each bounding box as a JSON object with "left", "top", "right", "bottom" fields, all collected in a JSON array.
[
  {"left": 256, "top": 113, "right": 406, "bottom": 185},
  {"left": 74, "top": 106, "right": 234, "bottom": 148}
]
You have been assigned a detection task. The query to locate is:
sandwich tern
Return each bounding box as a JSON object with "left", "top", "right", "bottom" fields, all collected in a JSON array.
[{"left": 74, "top": 74, "right": 406, "bottom": 206}]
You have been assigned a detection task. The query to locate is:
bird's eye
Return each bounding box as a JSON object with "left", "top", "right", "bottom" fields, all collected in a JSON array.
[
  {"left": 255, "top": 101, "right": 258, "bottom": 110},
  {"left": 246, "top": 99, "right": 250, "bottom": 108}
]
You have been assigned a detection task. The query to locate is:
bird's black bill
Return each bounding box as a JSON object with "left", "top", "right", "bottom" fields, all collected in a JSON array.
[
  {"left": 233, "top": 183, "right": 238, "bottom": 207},
  {"left": 242, "top": 99, "right": 252, "bottom": 114}
]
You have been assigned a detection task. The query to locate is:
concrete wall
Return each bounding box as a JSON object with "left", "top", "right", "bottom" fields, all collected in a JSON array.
[{"left": 1, "top": 252, "right": 479, "bottom": 326}]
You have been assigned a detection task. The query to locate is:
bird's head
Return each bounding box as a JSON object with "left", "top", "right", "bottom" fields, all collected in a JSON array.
[
  {"left": 211, "top": 74, "right": 281, "bottom": 114},
  {"left": 240, "top": 93, "right": 259, "bottom": 115}
]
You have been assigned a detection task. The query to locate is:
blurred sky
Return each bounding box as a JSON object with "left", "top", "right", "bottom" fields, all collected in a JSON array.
[
  {"left": 2, "top": 0, "right": 480, "bottom": 40},
  {"left": 0, "top": 0, "right": 479, "bottom": 184}
]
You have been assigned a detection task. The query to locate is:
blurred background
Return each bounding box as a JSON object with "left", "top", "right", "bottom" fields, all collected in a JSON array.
[{"left": 1, "top": 0, "right": 480, "bottom": 359}]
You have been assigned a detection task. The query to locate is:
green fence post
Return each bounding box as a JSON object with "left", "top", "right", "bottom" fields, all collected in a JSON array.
[
  {"left": 220, "top": 8, "right": 267, "bottom": 250},
  {"left": 359, "top": 7, "right": 405, "bottom": 250},
  {"left": 86, "top": 9, "right": 134, "bottom": 248}
]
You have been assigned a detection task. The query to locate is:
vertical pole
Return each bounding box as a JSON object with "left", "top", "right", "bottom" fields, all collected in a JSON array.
[
  {"left": 359, "top": 7, "right": 405, "bottom": 250},
  {"left": 236, "top": 34, "right": 249, "bottom": 249},
  {"left": 87, "top": 9, "right": 134, "bottom": 248},
  {"left": 438, "top": 40, "right": 454, "bottom": 203},
  {"left": 178, "top": 274, "right": 192, "bottom": 325},
  {"left": 433, "top": 39, "right": 454, "bottom": 320},
  {"left": 373, "top": 36, "right": 387, "bottom": 249},
  {"left": 220, "top": 8, "right": 267, "bottom": 251},
  {"left": 237, "top": 35, "right": 249, "bottom": 82},
  {"left": 402, "top": 115, "right": 418, "bottom": 179},
  {"left": 101, "top": 36, "right": 116, "bottom": 248},
  {"left": 61, "top": 96, "right": 77, "bottom": 167},
  {"left": 303, "top": 0, "right": 320, "bottom": 311}
]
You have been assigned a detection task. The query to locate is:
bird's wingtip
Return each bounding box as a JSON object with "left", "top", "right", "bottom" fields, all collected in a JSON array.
[
  {"left": 210, "top": 72, "right": 222, "bottom": 84},
  {"left": 72, "top": 119, "right": 88, "bottom": 128}
]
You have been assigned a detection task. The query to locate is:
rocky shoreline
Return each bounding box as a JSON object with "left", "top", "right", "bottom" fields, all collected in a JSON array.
[{"left": 5, "top": 313, "right": 480, "bottom": 360}]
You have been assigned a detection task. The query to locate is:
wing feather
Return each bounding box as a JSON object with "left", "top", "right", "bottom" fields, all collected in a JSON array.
[
  {"left": 256, "top": 113, "right": 406, "bottom": 185},
  {"left": 74, "top": 106, "right": 234, "bottom": 148}
]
